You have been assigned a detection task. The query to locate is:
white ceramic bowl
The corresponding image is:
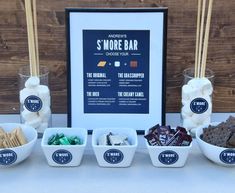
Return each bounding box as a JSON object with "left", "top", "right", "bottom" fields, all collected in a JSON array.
[
  {"left": 145, "top": 129, "right": 192, "bottom": 167},
  {"left": 92, "top": 128, "right": 137, "bottom": 167},
  {"left": 0, "top": 123, "right": 37, "bottom": 167},
  {"left": 196, "top": 122, "right": 235, "bottom": 166},
  {"left": 41, "top": 127, "right": 87, "bottom": 167}
]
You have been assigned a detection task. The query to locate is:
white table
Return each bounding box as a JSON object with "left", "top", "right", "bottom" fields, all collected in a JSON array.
[{"left": 0, "top": 113, "right": 235, "bottom": 193}]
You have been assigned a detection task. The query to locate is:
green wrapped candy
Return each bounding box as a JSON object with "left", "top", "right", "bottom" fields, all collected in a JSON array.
[{"left": 47, "top": 133, "right": 82, "bottom": 145}]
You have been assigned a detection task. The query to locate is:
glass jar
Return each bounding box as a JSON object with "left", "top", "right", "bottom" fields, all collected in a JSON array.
[
  {"left": 181, "top": 68, "right": 214, "bottom": 135},
  {"left": 19, "top": 65, "right": 51, "bottom": 134}
]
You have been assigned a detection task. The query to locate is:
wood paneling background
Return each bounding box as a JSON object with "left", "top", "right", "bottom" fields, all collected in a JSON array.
[{"left": 0, "top": 0, "right": 234, "bottom": 114}]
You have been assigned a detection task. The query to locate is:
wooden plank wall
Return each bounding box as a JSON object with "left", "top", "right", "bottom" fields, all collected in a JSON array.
[{"left": 0, "top": 0, "right": 234, "bottom": 114}]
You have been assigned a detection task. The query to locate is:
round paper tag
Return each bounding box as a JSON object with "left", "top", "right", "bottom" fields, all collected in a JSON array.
[
  {"left": 190, "top": 98, "right": 209, "bottom": 114},
  {"left": 158, "top": 150, "right": 179, "bottom": 165},
  {"left": 0, "top": 149, "right": 17, "bottom": 165},
  {"left": 52, "top": 149, "right": 73, "bottom": 165},
  {"left": 103, "top": 149, "right": 124, "bottom": 164},
  {"left": 24, "top": 95, "right": 42, "bottom": 112},
  {"left": 219, "top": 149, "right": 235, "bottom": 164}
]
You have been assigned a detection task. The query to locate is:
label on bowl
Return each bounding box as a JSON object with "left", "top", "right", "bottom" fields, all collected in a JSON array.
[
  {"left": 0, "top": 149, "right": 17, "bottom": 165},
  {"left": 24, "top": 95, "right": 43, "bottom": 112},
  {"left": 52, "top": 149, "right": 73, "bottom": 165},
  {"left": 158, "top": 150, "right": 179, "bottom": 165},
  {"left": 190, "top": 98, "right": 208, "bottom": 114},
  {"left": 219, "top": 149, "right": 235, "bottom": 164},
  {"left": 103, "top": 149, "right": 124, "bottom": 164}
]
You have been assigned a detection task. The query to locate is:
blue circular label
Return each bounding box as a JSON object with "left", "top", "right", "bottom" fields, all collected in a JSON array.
[
  {"left": 190, "top": 98, "right": 209, "bottom": 114},
  {"left": 103, "top": 149, "right": 124, "bottom": 164},
  {"left": 0, "top": 149, "right": 17, "bottom": 165},
  {"left": 24, "top": 95, "right": 42, "bottom": 112},
  {"left": 219, "top": 149, "right": 235, "bottom": 164},
  {"left": 52, "top": 149, "right": 73, "bottom": 165},
  {"left": 158, "top": 150, "right": 179, "bottom": 165}
]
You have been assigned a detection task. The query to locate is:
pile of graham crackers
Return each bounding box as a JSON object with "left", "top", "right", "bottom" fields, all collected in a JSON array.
[{"left": 0, "top": 128, "right": 27, "bottom": 148}]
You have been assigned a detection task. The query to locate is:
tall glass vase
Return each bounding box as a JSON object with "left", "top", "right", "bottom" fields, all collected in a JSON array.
[
  {"left": 181, "top": 68, "right": 214, "bottom": 135},
  {"left": 19, "top": 66, "right": 51, "bottom": 134}
]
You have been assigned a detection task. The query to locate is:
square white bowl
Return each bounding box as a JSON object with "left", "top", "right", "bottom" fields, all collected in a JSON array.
[
  {"left": 41, "top": 127, "right": 87, "bottom": 167},
  {"left": 0, "top": 123, "right": 37, "bottom": 167},
  {"left": 145, "top": 129, "right": 192, "bottom": 167},
  {"left": 92, "top": 128, "right": 137, "bottom": 167}
]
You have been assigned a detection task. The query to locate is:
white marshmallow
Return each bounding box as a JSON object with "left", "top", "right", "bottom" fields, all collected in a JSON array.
[
  {"left": 182, "top": 85, "right": 193, "bottom": 101},
  {"left": 183, "top": 87, "right": 202, "bottom": 101},
  {"left": 41, "top": 95, "right": 51, "bottom": 107},
  {"left": 38, "top": 85, "right": 50, "bottom": 99},
  {"left": 188, "top": 78, "right": 202, "bottom": 89},
  {"left": 188, "top": 78, "right": 213, "bottom": 96},
  {"left": 25, "top": 116, "right": 42, "bottom": 128},
  {"left": 21, "top": 109, "right": 38, "bottom": 121},
  {"left": 202, "top": 79, "right": 213, "bottom": 96},
  {"left": 181, "top": 103, "right": 193, "bottom": 117},
  {"left": 19, "top": 88, "right": 38, "bottom": 104},
  {"left": 25, "top": 76, "right": 40, "bottom": 88},
  {"left": 183, "top": 118, "right": 197, "bottom": 131},
  {"left": 39, "top": 106, "right": 51, "bottom": 122},
  {"left": 191, "top": 113, "right": 208, "bottom": 124},
  {"left": 37, "top": 122, "right": 48, "bottom": 133}
]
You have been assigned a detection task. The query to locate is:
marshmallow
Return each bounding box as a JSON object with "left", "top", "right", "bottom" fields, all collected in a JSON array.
[
  {"left": 25, "top": 116, "right": 42, "bottom": 128},
  {"left": 191, "top": 113, "right": 208, "bottom": 124},
  {"left": 39, "top": 106, "right": 51, "bottom": 122},
  {"left": 21, "top": 109, "right": 38, "bottom": 122},
  {"left": 201, "top": 79, "right": 213, "bottom": 96},
  {"left": 183, "top": 118, "right": 197, "bottom": 131},
  {"left": 25, "top": 76, "right": 40, "bottom": 88},
  {"left": 182, "top": 85, "right": 191, "bottom": 102},
  {"left": 182, "top": 87, "right": 202, "bottom": 102},
  {"left": 19, "top": 88, "right": 38, "bottom": 104},
  {"left": 187, "top": 78, "right": 202, "bottom": 89},
  {"left": 38, "top": 85, "right": 50, "bottom": 99},
  {"left": 181, "top": 103, "right": 193, "bottom": 118},
  {"left": 188, "top": 78, "right": 213, "bottom": 96}
]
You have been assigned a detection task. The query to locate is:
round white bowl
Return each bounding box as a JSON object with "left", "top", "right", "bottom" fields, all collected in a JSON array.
[
  {"left": 0, "top": 123, "right": 37, "bottom": 167},
  {"left": 196, "top": 122, "right": 235, "bottom": 166},
  {"left": 41, "top": 127, "right": 87, "bottom": 167}
]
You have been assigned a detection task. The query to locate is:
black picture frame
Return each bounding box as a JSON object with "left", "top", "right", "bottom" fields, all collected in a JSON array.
[{"left": 66, "top": 8, "right": 167, "bottom": 134}]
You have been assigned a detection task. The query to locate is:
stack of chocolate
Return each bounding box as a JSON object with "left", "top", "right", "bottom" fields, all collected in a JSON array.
[
  {"left": 202, "top": 116, "right": 235, "bottom": 148},
  {"left": 144, "top": 124, "right": 192, "bottom": 146}
]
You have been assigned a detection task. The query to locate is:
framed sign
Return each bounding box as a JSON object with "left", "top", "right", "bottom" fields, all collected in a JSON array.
[{"left": 66, "top": 8, "right": 167, "bottom": 133}]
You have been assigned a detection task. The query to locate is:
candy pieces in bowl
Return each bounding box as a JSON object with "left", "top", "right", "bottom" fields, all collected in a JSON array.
[
  {"left": 92, "top": 128, "right": 137, "bottom": 167},
  {"left": 0, "top": 123, "right": 37, "bottom": 167},
  {"left": 41, "top": 127, "right": 87, "bottom": 167},
  {"left": 145, "top": 124, "right": 192, "bottom": 167},
  {"left": 196, "top": 116, "right": 235, "bottom": 166}
]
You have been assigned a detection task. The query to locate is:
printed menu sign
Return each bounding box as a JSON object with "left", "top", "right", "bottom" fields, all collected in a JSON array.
[{"left": 83, "top": 30, "right": 150, "bottom": 114}]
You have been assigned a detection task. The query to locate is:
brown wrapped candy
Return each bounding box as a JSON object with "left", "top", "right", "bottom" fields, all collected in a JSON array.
[{"left": 145, "top": 125, "right": 192, "bottom": 146}]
